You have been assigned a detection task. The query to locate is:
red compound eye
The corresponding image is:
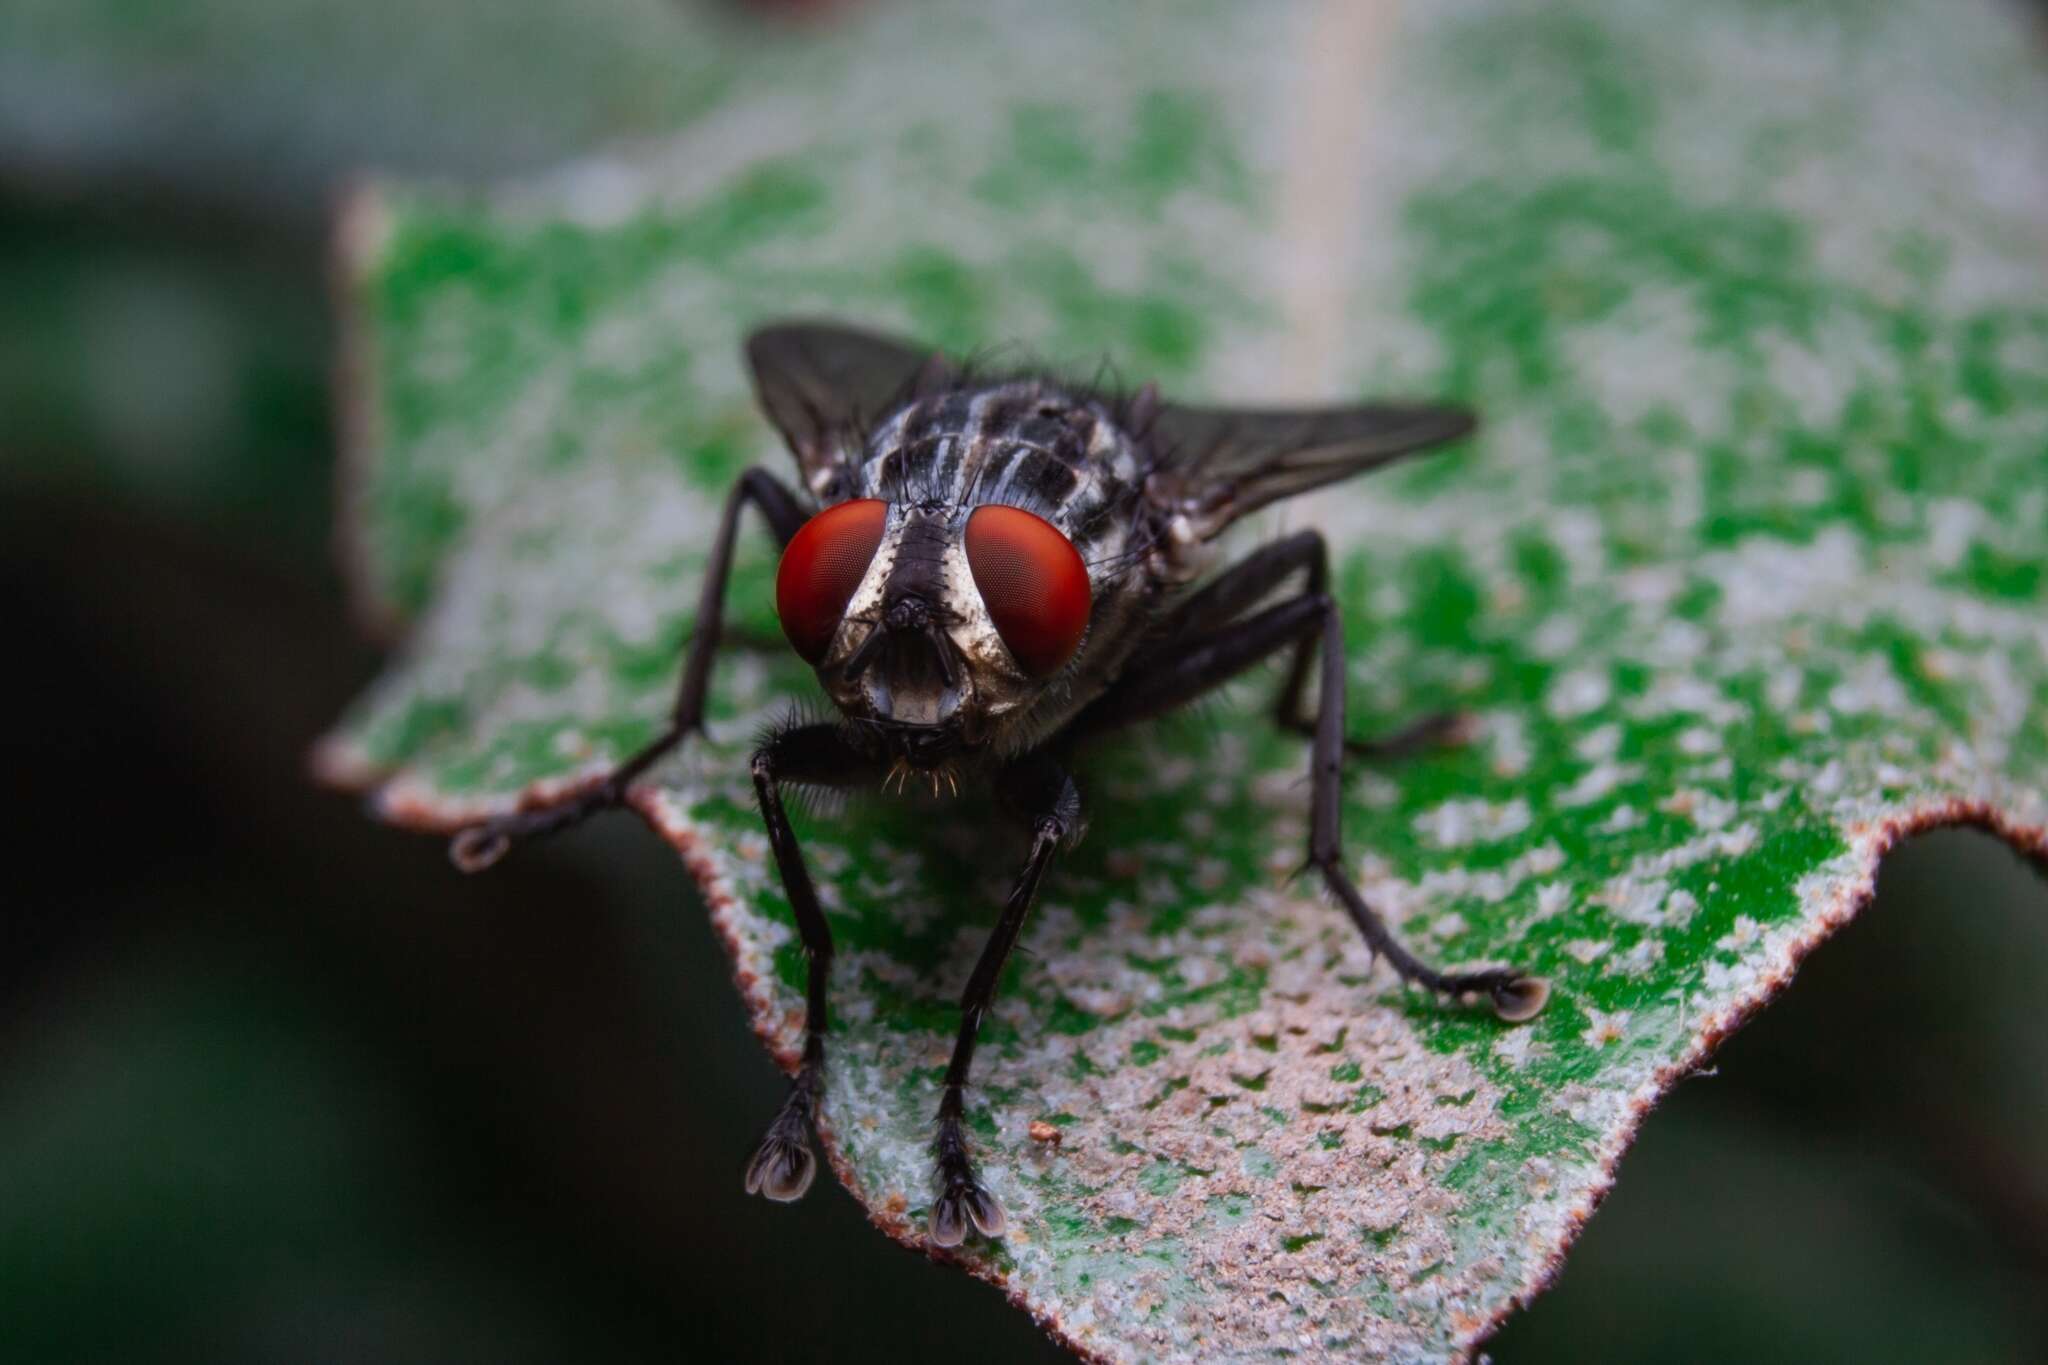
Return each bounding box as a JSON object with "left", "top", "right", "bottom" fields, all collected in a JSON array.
[
  {"left": 964, "top": 505, "right": 1091, "bottom": 676},
  {"left": 776, "top": 498, "right": 887, "bottom": 663}
]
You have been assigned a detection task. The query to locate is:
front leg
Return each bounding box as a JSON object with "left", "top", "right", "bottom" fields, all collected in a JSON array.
[
  {"left": 929, "top": 754, "right": 1080, "bottom": 1247},
  {"left": 449, "top": 467, "right": 809, "bottom": 871},
  {"left": 742, "top": 721, "right": 887, "bottom": 1202}
]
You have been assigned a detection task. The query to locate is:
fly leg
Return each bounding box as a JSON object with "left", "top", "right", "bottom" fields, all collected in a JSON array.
[
  {"left": 742, "top": 721, "right": 887, "bottom": 1203},
  {"left": 1069, "top": 594, "right": 1547, "bottom": 1022},
  {"left": 929, "top": 754, "right": 1080, "bottom": 1247},
  {"left": 448, "top": 468, "right": 809, "bottom": 871},
  {"left": 1135, "top": 530, "right": 1465, "bottom": 759}
]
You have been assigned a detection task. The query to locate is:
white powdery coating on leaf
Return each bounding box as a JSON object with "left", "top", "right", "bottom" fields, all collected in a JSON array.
[
  {"left": 1546, "top": 669, "right": 1612, "bottom": 721},
  {"left": 316, "top": 0, "right": 2048, "bottom": 1360},
  {"left": 1411, "top": 798, "right": 1533, "bottom": 849}
]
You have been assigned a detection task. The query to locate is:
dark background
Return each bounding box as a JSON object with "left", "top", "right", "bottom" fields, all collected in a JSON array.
[{"left": 5, "top": 5, "right": 2048, "bottom": 1361}]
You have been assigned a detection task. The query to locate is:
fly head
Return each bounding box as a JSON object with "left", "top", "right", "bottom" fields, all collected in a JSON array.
[{"left": 777, "top": 494, "right": 1095, "bottom": 768}]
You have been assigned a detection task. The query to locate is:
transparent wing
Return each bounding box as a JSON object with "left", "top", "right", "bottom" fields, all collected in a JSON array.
[
  {"left": 1144, "top": 400, "right": 1477, "bottom": 540},
  {"left": 745, "top": 322, "right": 951, "bottom": 499}
]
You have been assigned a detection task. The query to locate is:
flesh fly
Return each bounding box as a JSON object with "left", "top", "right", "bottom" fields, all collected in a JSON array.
[{"left": 450, "top": 322, "right": 1549, "bottom": 1246}]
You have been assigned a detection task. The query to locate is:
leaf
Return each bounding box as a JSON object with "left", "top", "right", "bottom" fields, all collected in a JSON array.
[{"left": 317, "top": 0, "right": 2048, "bottom": 1358}]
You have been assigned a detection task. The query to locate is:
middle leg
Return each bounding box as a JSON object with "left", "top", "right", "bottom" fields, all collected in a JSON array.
[
  {"left": 1068, "top": 593, "right": 1547, "bottom": 1022},
  {"left": 1126, "top": 529, "right": 1463, "bottom": 758}
]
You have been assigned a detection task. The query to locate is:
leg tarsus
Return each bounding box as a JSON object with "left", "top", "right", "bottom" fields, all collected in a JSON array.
[
  {"left": 1487, "top": 973, "right": 1551, "bottom": 1022},
  {"left": 745, "top": 1054, "right": 821, "bottom": 1202},
  {"left": 447, "top": 762, "right": 651, "bottom": 874},
  {"left": 1317, "top": 856, "right": 1548, "bottom": 1020},
  {"left": 929, "top": 1090, "right": 1008, "bottom": 1246}
]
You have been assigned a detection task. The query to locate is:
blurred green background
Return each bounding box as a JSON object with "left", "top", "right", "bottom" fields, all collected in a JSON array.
[{"left": 4, "top": 2, "right": 2046, "bottom": 1360}]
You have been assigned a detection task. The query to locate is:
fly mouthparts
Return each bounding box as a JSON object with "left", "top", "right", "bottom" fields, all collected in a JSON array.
[
  {"left": 842, "top": 624, "right": 887, "bottom": 681},
  {"left": 926, "top": 623, "right": 960, "bottom": 688}
]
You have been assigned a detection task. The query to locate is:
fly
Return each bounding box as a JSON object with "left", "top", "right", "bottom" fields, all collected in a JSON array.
[{"left": 448, "top": 321, "right": 1549, "bottom": 1247}]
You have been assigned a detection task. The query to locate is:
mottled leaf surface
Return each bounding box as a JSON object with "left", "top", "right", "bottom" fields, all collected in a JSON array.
[{"left": 319, "top": 1, "right": 2048, "bottom": 1359}]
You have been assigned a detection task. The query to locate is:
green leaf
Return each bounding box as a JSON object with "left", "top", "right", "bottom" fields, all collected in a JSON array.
[{"left": 318, "top": 0, "right": 2048, "bottom": 1358}]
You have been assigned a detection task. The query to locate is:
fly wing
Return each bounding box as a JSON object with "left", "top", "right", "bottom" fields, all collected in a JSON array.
[
  {"left": 1143, "top": 399, "right": 1477, "bottom": 540},
  {"left": 746, "top": 322, "right": 953, "bottom": 500}
]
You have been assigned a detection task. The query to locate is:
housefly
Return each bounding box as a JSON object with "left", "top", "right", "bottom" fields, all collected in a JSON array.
[{"left": 448, "top": 322, "right": 1549, "bottom": 1247}]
